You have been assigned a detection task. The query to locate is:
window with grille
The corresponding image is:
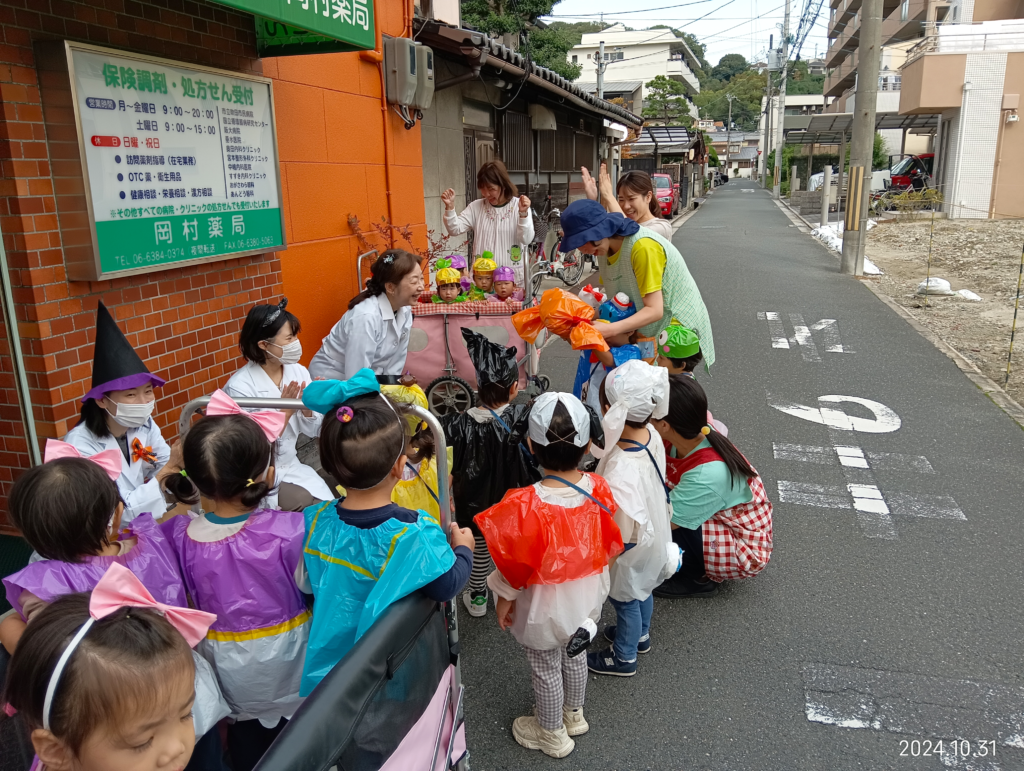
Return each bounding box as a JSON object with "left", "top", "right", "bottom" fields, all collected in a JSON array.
[{"left": 501, "top": 111, "right": 533, "bottom": 172}]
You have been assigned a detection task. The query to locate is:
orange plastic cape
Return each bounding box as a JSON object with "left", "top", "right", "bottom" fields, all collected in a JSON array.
[
  {"left": 512, "top": 288, "right": 610, "bottom": 352},
  {"left": 474, "top": 474, "right": 624, "bottom": 589}
]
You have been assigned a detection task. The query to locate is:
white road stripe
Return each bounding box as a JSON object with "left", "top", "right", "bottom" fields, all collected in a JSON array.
[
  {"left": 767, "top": 393, "right": 902, "bottom": 433},
  {"left": 777, "top": 481, "right": 851, "bottom": 509},
  {"left": 887, "top": 492, "right": 967, "bottom": 520},
  {"left": 773, "top": 443, "right": 834, "bottom": 464},
  {"left": 790, "top": 313, "right": 822, "bottom": 363},
  {"left": 809, "top": 318, "right": 851, "bottom": 353},
  {"left": 834, "top": 445, "right": 869, "bottom": 468},
  {"left": 774, "top": 443, "right": 936, "bottom": 473},
  {"left": 757, "top": 311, "right": 791, "bottom": 348}
]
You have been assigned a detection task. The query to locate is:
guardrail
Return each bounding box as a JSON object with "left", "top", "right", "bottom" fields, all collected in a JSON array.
[{"left": 905, "top": 26, "right": 1024, "bottom": 64}]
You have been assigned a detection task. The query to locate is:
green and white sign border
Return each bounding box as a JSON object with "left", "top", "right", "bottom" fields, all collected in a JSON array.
[{"left": 64, "top": 40, "right": 287, "bottom": 281}]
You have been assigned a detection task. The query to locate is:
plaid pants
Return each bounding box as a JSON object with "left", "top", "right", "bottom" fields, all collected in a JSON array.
[{"left": 523, "top": 645, "right": 587, "bottom": 731}]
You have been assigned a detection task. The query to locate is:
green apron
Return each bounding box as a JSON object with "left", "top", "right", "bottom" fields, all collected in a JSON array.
[{"left": 597, "top": 226, "right": 715, "bottom": 368}]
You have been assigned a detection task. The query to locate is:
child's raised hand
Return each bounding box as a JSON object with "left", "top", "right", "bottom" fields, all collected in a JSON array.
[
  {"left": 450, "top": 523, "right": 475, "bottom": 551},
  {"left": 496, "top": 596, "right": 515, "bottom": 631}
]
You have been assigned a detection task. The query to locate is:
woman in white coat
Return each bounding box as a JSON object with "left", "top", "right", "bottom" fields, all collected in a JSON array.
[
  {"left": 65, "top": 302, "right": 180, "bottom": 525},
  {"left": 225, "top": 298, "right": 332, "bottom": 511},
  {"left": 308, "top": 249, "right": 425, "bottom": 384}
]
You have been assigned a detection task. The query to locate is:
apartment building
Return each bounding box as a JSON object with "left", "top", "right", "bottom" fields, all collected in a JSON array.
[{"left": 570, "top": 24, "right": 702, "bottom": 117}]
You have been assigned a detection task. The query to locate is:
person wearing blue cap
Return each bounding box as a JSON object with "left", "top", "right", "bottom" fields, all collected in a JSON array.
[{"left": 558, "top": 199, "right": 715, "bottom": 368}]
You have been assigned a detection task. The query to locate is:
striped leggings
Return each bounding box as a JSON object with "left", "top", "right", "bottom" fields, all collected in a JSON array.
[{"left": 468, "top": 535, "right": 494, "bottom": 594}]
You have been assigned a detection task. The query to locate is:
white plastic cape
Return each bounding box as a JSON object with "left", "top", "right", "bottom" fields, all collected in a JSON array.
[
  {"left": 191, "top": 651, "right": 231, "bottom": 739},
  {"left": 596, "top": 437, "right": 680, "bottom": 602},
  {"left": 591, "top": 360, "right": 669, "bottom": 459}
]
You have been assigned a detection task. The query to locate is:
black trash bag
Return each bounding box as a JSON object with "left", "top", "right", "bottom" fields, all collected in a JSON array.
[{"left": 462, "top": 328, "right": 517, "bottom": 388}]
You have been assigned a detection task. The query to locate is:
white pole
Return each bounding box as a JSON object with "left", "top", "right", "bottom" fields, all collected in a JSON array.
[
  {"left": 597, "top": 40, "right": 605, "bottom": 99},
  {"left": 820, "top": 164, "right": 832, "bottom": 229},
  {"left": 772, "top": 3, "right": 790, "bottom": 199}
]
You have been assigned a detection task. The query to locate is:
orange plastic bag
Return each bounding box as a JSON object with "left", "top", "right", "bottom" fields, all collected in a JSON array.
[
  {"left": 511, "top": 288, "right": 610, "bottom": 352},
  {"left": 474, "top": 474, "right": 624, "bottom": 589}
]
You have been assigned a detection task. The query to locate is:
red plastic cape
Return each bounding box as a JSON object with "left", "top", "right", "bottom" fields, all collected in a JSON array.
[
  {"left": 474, "top": 474, "right": 624, "bottom": 589},
  {"left": 512, "top": 288, "right": 610, "bottom": 352}
]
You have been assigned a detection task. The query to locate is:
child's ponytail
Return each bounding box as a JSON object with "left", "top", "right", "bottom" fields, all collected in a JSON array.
[
  {"left": 665, "top": 374, "right": 755, "bottom": 483},
  {"left": 163, "top": 467, "right": 201, "bottom": 506}
]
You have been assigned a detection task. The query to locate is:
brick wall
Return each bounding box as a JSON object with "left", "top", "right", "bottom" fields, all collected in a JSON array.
[{"left": 0, "top": 0, "right": 283, "bottom": 531}]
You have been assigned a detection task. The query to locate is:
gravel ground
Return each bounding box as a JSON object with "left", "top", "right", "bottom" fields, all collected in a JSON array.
[{"left": 865, "top": 216, "right": 1024, "bottom": 405}]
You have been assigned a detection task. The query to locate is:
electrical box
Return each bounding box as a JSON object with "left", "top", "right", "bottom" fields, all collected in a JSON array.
[
  {"left": 384, "top": 36, "right": 417, "bottom": 106},
  {"left": 412, "top": 45, "right": 434, "bottom": 110},
  {"left": 767, "top": 50, "right": 783, "bottom": 71},
  {"left": 528, "top": 104, "right": 557, "bottom": 131}
]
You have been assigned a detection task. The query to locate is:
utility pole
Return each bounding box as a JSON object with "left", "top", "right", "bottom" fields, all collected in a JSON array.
[
  {"left": 840, "top": 0, "right": 883, "bottom": 275},
  {"left": 597, "top": 40, "right": 606, "bottom": 99},
  {"left": 725, "top": 93, "right": 735, "bottom": 179},
  {"left": 761, "top": 37, "right": 773, "bottom": 187},
  {"left": 772, "top": 2, "right": 790, "bottom": 199}
]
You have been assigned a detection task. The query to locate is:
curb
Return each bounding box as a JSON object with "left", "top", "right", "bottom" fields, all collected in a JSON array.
[{"left": 861, "top": 283, "right": 1024, "bottom": 430}]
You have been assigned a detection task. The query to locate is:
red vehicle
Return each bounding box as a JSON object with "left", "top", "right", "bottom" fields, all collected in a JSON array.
[
  {"left": 652, "top": 173, "right": 678, "bottom": 216},
  {"left": 889, "top": 153, "right": 934, "bottom": 190}
]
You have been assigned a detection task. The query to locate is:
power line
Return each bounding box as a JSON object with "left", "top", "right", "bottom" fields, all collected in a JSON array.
[{"left": 546, "top": 0, "right": 718, "bottom": 17}]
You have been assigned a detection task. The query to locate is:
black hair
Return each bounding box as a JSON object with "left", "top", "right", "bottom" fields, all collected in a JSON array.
[
  {"left": 348, "top": 249, "right": 422, "bottom": 311},
  {"left": 666, "top": 349, "right": 704, "bottom": 373},
  {"left": 9, "top": 458, "right": 122, "bottom": 563},
  {"left": 78, "top": 398, "right": 113, "bottom": 439},
  {"left": 478, "top": 381, "right": 515, "bottom": 409},
  {"left": 239, "top": 298, "right": 302, "bottom": 365},
  {"left": 662, "top": 375, "right": 755, "bottom": 482},
  {"left": 3, "top": 592, "right": 194, "bottom": 755},
  {"left": 530, "top": 401, "right": 588, "bottom": 472},
  {"left": 598, "top": 377, "right": 649, "bottom": 431},
  {"left": 319, "top": 392, "right": 415, "bottom": 490},
  {"left": 163, "top": 414, "right": 275, "bottom": 509}
]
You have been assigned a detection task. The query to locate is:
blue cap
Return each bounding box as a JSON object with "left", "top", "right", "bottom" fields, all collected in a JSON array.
[{"left": 558, "top": 199, "right": 640, "bottom": 253}]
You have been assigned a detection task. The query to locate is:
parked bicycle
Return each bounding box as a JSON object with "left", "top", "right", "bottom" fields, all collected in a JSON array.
[{"left": 528, "top": 195, "right": 591, "bottom": 299}]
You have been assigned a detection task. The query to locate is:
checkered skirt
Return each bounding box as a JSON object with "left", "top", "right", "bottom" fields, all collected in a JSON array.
[{"left": 702, "top": 474, "right": 773, "bottom": 582}]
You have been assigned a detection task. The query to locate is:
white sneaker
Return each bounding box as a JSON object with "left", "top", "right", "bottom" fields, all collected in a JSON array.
[
  {"left": 461, "top": 590, "right": 487, "bottom": 617},
  {"left": 562, "top": 706, "right": 589, "bottom": 736},
  {"left": 512, "top": 715, "right": 575, "bottom": 758}
]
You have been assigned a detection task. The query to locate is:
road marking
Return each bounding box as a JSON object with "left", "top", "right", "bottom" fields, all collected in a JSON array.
[
  {"left": 790, "top": 313, "right": 822, "bottom": 363},
  {"left": 777, "top": 481, "right": 852, "bottom": 509},
  {"left": 768, "top": 394, "right": 902, "bottom": 433},
  {"left": 758, "top": 312, "right": 853, "bottom": 359},
  {"left": 803, "top": 663, "right": 1024, "bottom": 765},
  {"left": 756, "top": 312, "right": 790, "bottom": 349},
  {"left": 773, "top": 443, "right": 935, "bottom": 473}
]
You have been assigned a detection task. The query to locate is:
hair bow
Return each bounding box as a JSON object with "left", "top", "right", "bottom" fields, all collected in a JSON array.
[
  {"left": 130, "top": 437, "right": 158, "bottom": 464},
  {"left": 302, "top": 368, "right": 380, "bottom": 415},
  {"left": 42, "top": 563, "right": 216, "bottom": 731},
  {"left": 207, "top": 389, "right": 287, "bottom": 442},
  {"left": 43, "top": 440, "right": 122, "bottom": 481}
]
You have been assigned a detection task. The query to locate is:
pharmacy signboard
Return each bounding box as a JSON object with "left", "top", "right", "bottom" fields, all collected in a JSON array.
[
  {"left": 217, "top": 0, "right": 376, "bottom": 53},
  {"left": 62, "top": 42, "right": 285, "bottom": 280}
]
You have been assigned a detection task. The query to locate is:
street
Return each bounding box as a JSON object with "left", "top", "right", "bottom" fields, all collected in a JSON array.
[{"left": 458, "top": 178, "right": 1024, "bottom": 771}]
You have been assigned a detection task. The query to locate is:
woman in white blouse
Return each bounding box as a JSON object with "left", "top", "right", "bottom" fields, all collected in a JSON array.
[
  {"left": 441, "top": 160, "right": 534, "bottom": 285},
  {"left": 309, "top": 249, "right": 425, "bottom": 384},
  {"left": 582, "top": 163, "right": 674, "bottom": 240},
  {"left": 225, "top": 298, "right": 332, "bottom": 511}
]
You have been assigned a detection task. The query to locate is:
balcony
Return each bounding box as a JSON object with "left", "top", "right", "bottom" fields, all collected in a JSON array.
[
  {"left": 904, "top": 20, "right": 1024, "bottom": 65},
  {"left": 825, "top": 12, "right": 861, "bottom": 66},
  {"left": 667, "top": 54, "right": 700, "bottom": 95},
  {"left": 881, "top": 0, "right": 930, "bottom": 46},
  {"left": 824, "top": 48, "right": 858, "bottom": 97}
]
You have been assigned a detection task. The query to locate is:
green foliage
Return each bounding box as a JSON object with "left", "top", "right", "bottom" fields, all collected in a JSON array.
[
  {"left": 711, "top": 53, "right": 748, "bottom": 83},
  {"left": 785, "top": 60, "right": 825, "bottom": 95},
  {"left": 642, "top": 75, "right": 691, "bottom": 126},
  {"left": 462, "top": 0, "right": 558, "bottom": 37},
  {"left": 872, "top": 132, "right": 888, "bottom": 170},
  {"left": 530, "top": 26, "right": 582, "bottom": 80},
  {"left": 694, "top": 69, "right": 767, "bottom": 130},
  {"left": 707, "top": 143, "right": 719, "bottom": 167},
  {"left": 545, "top": 20, "right": 613, "bottom": 46},
  {"left": 765, "top": 132, "right": 894, "bottom": 179}
]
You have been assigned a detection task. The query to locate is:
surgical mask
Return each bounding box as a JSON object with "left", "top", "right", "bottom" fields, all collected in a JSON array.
[
  {"left": 105, "top": 399, "right": 155, "bottom": 428},
  {"left": 268, "top": 339, "right": 302, "bottom": 365}
]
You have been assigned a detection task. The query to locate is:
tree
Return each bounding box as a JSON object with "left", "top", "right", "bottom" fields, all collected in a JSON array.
[
  {"left": 462, "top": 0, "right": 558, "bottom": 36},
  {"left": 642, "top": 75, "right": 692, "bottom": 126},
  {"left": 530, "top": 26, "right": 582, "bottom": 80},
  {"left": 694, "top": 68, "right": 766, "bottom": 130},
  {"left": 546, "top": 20, "right": 612, "bottom": 46},
  {"left": 711, "top": 53, "right": 748, "bottom": 83},
  {"left": 786, "top": 60, "right": 825, "bottom": 95}
]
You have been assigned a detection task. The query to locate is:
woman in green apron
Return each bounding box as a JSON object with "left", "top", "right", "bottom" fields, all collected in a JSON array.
[{"left": 559, "top": 199, "right": 715, "bottom": 367}]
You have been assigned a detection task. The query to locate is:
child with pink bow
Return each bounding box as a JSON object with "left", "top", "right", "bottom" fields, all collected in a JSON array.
[
  {"left": 163, "top": 390, "right": 311, "bottom": 771},
  {"left": 4, "top": 563, "right": 219, "bottom": 771}
]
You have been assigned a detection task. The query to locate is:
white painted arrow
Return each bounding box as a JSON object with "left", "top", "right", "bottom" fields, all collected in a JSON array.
[{"left": 767, "top": 394, "right": 902, "bottom": 433}]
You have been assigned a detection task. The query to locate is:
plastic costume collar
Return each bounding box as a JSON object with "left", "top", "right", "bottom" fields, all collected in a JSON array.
[
  {"left": 512, "top": 287, "right": 610, "bottom": 352},
  {"left": 658, "top": 323, "right": 701, "bottom": 359},
  {"left": 529, "top": 392, "right": 591, "bottom": 448},
  {"left": 591, "top": 360, "right": 669, "bottom": 459},
  {"left": 301, "top": 368, "right": 380, "bottom": 414},
  {"left": 462, "top": 327, "right": 518, "bottom": 388}
]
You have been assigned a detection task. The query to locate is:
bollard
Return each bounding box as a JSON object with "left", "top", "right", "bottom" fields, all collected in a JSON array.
[{"left": 820, "top": 165, "right": 832, "bottom": 229}]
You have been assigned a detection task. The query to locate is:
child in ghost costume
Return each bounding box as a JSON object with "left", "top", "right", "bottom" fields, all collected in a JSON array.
[{"left": 585, "top": 360, "right": 681, "bottom": 677}]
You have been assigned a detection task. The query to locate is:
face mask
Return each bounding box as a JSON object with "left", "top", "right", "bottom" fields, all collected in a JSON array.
[
  {"left": 268, "top": 339, "right": 302, "bottom": 365},
  {"left": 105, "top": 399, "right": 155, "bottom": 428}
]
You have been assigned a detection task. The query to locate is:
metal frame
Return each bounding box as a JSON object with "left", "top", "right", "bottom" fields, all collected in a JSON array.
[
  {"left": 176, "top": 395, "right": 465, "bottom": 757},
  {"left": 60, "top": 40, "right": 287, "bottom": 281},
  {"left": 356, "top": 249, "right": 379, "bottom": 291}
]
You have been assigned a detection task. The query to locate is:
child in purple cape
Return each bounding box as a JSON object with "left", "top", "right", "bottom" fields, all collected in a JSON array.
[
  {"left": 1, "top": 443, "right": 186, "bottom": 653},
  {"left": 163, "top": 394, "right": 310, "bottom": 771}
]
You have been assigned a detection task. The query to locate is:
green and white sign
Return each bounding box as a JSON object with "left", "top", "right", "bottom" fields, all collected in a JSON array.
[
  {"left": 216, "top": 0, "right": 376, "bottom": 52},
  {"left": 69, "top": 44, "right": 285, "bottom": 279}
]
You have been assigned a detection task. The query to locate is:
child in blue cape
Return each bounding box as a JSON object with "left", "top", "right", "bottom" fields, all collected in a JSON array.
[
  {"left": 299, "top": 369, "right": 475, "bottom": 695},
  {"left": 572, "top": 293, "right": 643, "bottom": 415}
]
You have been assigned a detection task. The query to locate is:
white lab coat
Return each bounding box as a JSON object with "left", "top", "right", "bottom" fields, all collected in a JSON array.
[
  {"left": 308, "top": 293, "right": 412, "bottom": 381},
  {"left": 224, "top": 361, "right": 331, "bottom": 502},
  {"left": 596, "top": 435, "right": 679, "bottom": 602},
  {"left": 64, "top": 419, "right": 170, "bottom": 525}
]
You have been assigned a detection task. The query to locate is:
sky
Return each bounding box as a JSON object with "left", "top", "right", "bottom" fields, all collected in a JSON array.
[{"left": 540, "top": 0, "right": 831, "bottom": 70}]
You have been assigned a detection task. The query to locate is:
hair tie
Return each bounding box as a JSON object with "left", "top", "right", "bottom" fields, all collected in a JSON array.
[
  {"left": 180, "top": 469, "right": 188, "bottom": 477},
  {"left": 336, "top": 406, "right": 354, "bottom": 423},
  {"left": 246, "top": 479, "right": 255, "bottom": 487},
  {"left": 701, "top": 425, "right": 711, "bottom": 436}
]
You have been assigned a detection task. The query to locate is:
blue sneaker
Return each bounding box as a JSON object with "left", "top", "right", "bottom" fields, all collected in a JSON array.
[
  {"left": 602, "top": 625, "right": 651, "bottom": 654},
  {"left": 587, "top": 648, "right": 637, "bottom": 677}
]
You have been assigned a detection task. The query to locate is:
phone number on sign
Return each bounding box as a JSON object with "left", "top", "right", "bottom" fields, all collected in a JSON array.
[{"left": 899, "top": 739, "right": 996, "bottom": 758}]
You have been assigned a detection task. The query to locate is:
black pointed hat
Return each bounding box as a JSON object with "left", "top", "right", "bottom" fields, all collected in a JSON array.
[
  {"left": 82, "top": 302, "right": 166, "bottom": 402},
  {"left": 462, "top": 327, "right": 518, "bottom": 388}
]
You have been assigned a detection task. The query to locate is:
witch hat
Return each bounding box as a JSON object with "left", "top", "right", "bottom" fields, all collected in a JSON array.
[
  {"left": 82, "top": 302, "right": 166, "bottom": 402},
  {"left": 462, "top": 328, "right": 517, "bottom": 388}
]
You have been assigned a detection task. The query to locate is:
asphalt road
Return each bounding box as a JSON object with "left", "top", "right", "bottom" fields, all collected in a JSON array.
[{"left": 458, "top": 178, "right": 1024, "bottom": 771}]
